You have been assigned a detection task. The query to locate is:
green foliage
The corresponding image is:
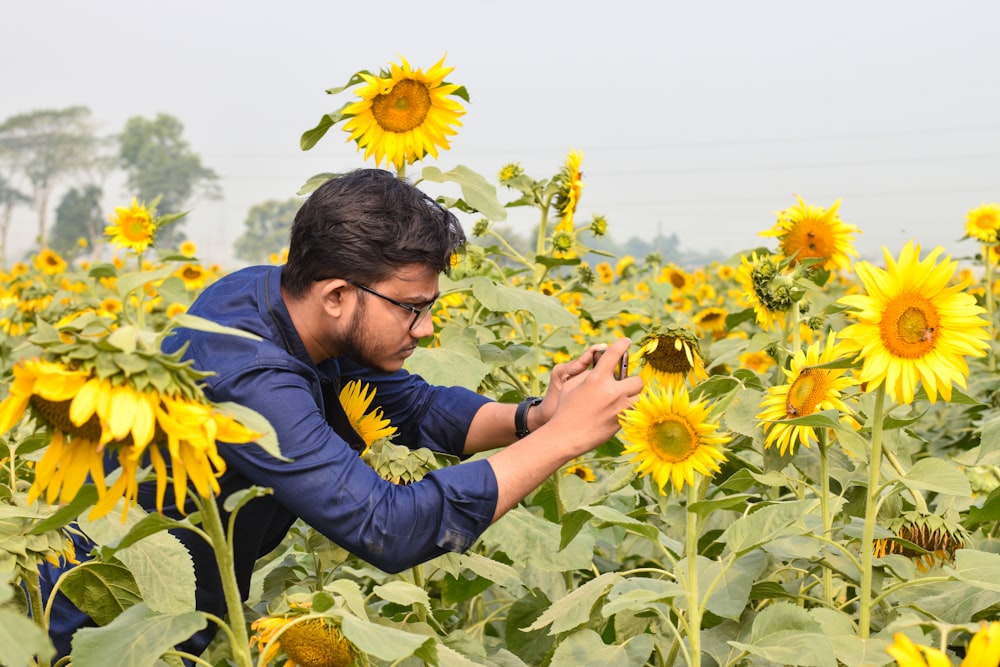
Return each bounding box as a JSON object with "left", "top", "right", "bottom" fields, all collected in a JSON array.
[
  {"left": 49, "top": 184, "right": 103, "bottom": 254},
  {"left": 232, "top": 196, "right": 301, "bottom": 263}
]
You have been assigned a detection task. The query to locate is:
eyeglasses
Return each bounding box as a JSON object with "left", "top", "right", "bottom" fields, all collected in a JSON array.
[{"left": 349, "top": 281, "right": 436, "bottom": 330}]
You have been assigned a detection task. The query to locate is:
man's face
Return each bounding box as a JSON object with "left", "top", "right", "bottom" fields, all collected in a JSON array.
[{"left": 338, "top": 264, "right": 440, "bottom": 373}]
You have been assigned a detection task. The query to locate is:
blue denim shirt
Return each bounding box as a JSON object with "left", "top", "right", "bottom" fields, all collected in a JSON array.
[{"left": 43, "top": 265, "right": 498, "bottom": 658}]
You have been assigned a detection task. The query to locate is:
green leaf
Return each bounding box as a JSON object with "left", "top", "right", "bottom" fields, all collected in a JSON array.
[
  {"left": 297, "top": 171, "right": 339, "bottom": 195},
  {"left": 547, "top": 629, "right": 653, "bottom": 667},
  {"left": 421, "top": 165, "right": 507, "bottom": 221},
  {"left": 600, "top": 578, "right": 683, "bottom": 616},
  {"left": 898, "top": 458, "right": 972, "bottom": 497},
  {"left": 406, "top": 327, "right": 493, "bottom": 390},
  {"left": 168, "top": 312, "right": 263, "bottom": 341},
  {"left": 373, "top": 580, "right": 431, "bottom": 611},
  {"left": 729, "top": 602, "right": 838, "bottom": 667},
  {"left": 60, "top": 561, "right": 143, "bottom": 626},
  {"left": 584, "top": 504, "right": 661, "bottom": 542},
  {"left": 697, "top": 549, "right": 768, "bottom": 620},
  {"left": 720, "top": 499, "right": 818, "bottom": 556},
  {"left": 950, "top": 549, "right": 1000, "bottom": 592},
  {"left": 300, "top": 105, "right": 351, "bottom": 151},
  {"left": 966, "top": 487, "right": 1000, "bottom": 529},
  {"left": 456, "top": 552, "right": 523, "bottom": 592},
  {"left": 688, "top": 494, "right": 755, "bottom": 521},
  {"left": 107, "top": 325, "right": 138, "bottom": 354},
  {"left": 70, "top": 603, "right": 206, "bottom": 667},
  {"left": 526, "top": 572, "right": 620, "bottom": 634},
  {"left": 116, "top": 266, "right": 176, "bottom": 301},
  {"left": 0, "top": 607, "right": 54, "bottom": 666},
  {"left": 222, "top": 486, "right": 273, "bottom": 514},
  {"left": 339, "top": 613, "right": 436, "bottom": 662},
  {"left": 81, "top": 510, "right": 196, "bottom": 615},
  {"left": 29, "top": 485, "right": 99, "bottom": 534},
  {"left": 505, "top": 590, "right": 554, "bottom": 665},
  {"left": 722, "top": 388, "right": 765, "bottom": 438},
  {"left": 480, "top": 506, "right": 594, "bottom": 572},
  {"left": 468, "top": 276, "right": 578, "bottom": 328}
]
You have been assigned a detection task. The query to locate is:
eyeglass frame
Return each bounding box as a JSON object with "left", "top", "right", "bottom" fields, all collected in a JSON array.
[{"left": 348, "top": 280, "right": 436, "bottom": 330}]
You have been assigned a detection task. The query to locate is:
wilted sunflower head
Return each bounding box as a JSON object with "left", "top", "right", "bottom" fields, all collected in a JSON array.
[
  {"left": 874, "top": 511, "right": 967, "bottom": 573},
  {"left": 363, "top": 438, "right": 441, "bottom": 485},
  {"left": 636, "top": 327, "right": 708, "bottom": 389}
]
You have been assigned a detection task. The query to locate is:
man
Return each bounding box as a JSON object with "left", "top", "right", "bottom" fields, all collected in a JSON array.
[{"left": 46, "top": 168, "right": 642, "bottom": 657}]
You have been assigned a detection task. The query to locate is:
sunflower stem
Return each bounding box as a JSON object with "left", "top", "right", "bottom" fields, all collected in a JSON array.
[
  {"left": 410, "top": 564, "right": 428, "bottom": 625},
  {"left": 684, "top": 479, "right": 705, "bottom": 667},
  {"left": 983, "top": 243, "right": 996, "bottom": 372},
  {"left": 817, "top": 429, "right": 834, "bottom": 608},
  {"left": 858, "top": 384, "right": 886, "bottom": 640},
  {"left": 197, "top": 494, "right": 253, "bottom": 667},
  {"left": 22, "top": 566, "right": 51, "bottom": 667}
]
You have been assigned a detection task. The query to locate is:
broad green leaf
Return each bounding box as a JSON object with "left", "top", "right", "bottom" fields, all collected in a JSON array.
[
  {"left": 547, "top": 629, "right": 653, "bottom": 667},
  {"left": 457, "top": 552, "right": 523, "bottom": 592},
  {"left": 505, "top": 590, "right": 554, "bottom": 665},
  {"left": 966, "top": 487, "right": 1000, "bottom": 529},
  {"left": 949, "top": 548, "right": 1000, "bottom": 592},
  {"left": 688, "top": 493, "right": 754, "bottom": 521},
  {"left": 339, "top": 613, "right": 436, "bottom": 662},
  {"left": 81, "top": 510, "right": 195, "bottom": 615},
  {"left": 222, "top": 485, "right": 273, "bottom": 513},
  {"left": 696, "top": 549, "right": 768, "bottom": 620},
  {"left": 728, "top": 602, "right": 838, "bottom": 667},
  {"left": 29, "top": 485, "right": 99, "bottom": 534},
  {"left": 0, "top": 607, "right": 54, "bottom": 667},
  {"left": 92, "top": 513, "right": 189, "bottom": 559},
  {"left": 117, "top": 266, "right": 176, "bottom": 301},
  {"left": 406, "top": 327, "right": 493, "bottom": 390},
  {"left": 601, "top": 578, "right": 683, "bottom": 616},
  {"left": 169, "top": 312, "right": 263, "bottom": 341},
  {"left": 325, "top": 579, "right": 369, "bottom": 620},
  {"left": 720, "top": 499, "right": 818, "bottom": 555},
  {"left": 215, "top": 401, "right": 285, "bottom": 461},
  {"left": 898, "top": 458, "right": 972, "bottom": 497},
  {"left": 421, "top": 164, "right": 507, "bottom": 221},
  {"left": 300, "top": 104, "right": 351, "bottom": 150},
  {"left": 722, "top": 388, "right": 765, "bottom": 438},
  {"left": 526, "top": 572, "right": 620, "bottom": 634},
  {"left": 480, "top": 506, "right": 594, "bottom": 573},
  {"left": 60, "top": 561, "right": 143, "bottom": 626},
  {"left": 468, "top": 276, "right": 578, "bottom": 328},
  {"left": 583, "top": 504, "right": 661, "bottom": 542},
  {"left": 70, "top": 604, "right": 205, "bottom": 667},
  {"left": 373, "top": 580, "right": 431, "bottom": 611},
  {"left": 810, "top": 608, "right": 894, "bottom": 666}
]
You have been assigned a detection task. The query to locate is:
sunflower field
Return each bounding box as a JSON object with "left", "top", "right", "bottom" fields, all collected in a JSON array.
[{"left": 2, "top": 56, "right": 1000, "bottom": 667}]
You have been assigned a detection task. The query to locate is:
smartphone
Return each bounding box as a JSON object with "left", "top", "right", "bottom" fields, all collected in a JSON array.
[{"left": 595, "top": 349, "right": 629, "bottom": 380}]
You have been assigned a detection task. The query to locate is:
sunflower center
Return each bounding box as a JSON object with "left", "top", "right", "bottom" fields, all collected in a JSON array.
[
  {"left": 879, "top": 294, "right": 940, "bottom": 358},
  {"left": 785, "top": 368, "right": 829, "bottom": 417},
  {"left": 782, "top": 220, "right": 833, "bottom": 261},
  {"left": 371, "top": 79, "right": 432, "bottom": 133},
  {"left": 648, "top": 417, "right": 698, "bottom": 462},
  {"left": 280, "top": 619, "right": 353, "bottom": 667},
  {"left": 122, "top": 216, "right": 152, "bottom": 242},
  {"left": 646, "top": 338, "right": 693, "bottom": 374},
  {"left": 30, "top": 396, "right": 104, "bottom": 441}
]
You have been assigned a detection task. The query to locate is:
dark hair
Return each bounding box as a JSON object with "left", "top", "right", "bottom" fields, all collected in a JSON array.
[{"left": 281, "top": 169, "right": 466, "bottom": 297}]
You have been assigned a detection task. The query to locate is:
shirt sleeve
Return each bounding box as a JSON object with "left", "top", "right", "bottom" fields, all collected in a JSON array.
[{"left": 206, "top": 358, "right": 498, "bottom": 573}]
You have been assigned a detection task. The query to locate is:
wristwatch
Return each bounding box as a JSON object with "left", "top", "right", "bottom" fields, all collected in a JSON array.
[{"left": 515, "top": 396, "right": 543, "bottom": 439}]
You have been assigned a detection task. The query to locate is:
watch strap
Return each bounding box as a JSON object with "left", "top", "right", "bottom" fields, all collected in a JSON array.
[{"left": 515, "top": 396, "right": 543, "bottom": 439}]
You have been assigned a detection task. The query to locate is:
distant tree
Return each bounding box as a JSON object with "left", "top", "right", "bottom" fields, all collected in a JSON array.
[
  {"left": 0, "top": 175, "right": 32, "bottom": 266},
  {"left": 0, "top": 106, "right": 98, "bottom": 245},
  {"left": 50, "top": 185, "right": 104, "bottom": 257},
  {"left": 233, "top": 197, "right": 301, "bottom": 263},
  {"left": 118, "top": 113, "right": 221, "bottom": 246}
]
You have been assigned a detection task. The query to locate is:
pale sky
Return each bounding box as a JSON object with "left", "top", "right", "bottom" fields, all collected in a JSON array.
[{"left": 4, "top": 0, "right": 1000, "bottom": 267}]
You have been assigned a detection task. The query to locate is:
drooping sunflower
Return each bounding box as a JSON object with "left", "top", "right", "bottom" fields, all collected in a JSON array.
[
  {"left": 635, "top": 327, "right": 708, "bottom": 388},
  {"left": 250, "top": 613, "right": 362, "bottom": 667},
  {"left": 837, "top": 241, "right": 990, "bottom": 404},
  {"left": 737, "top": 251, "right": 797, "bottom": 332},
  {"left": 887, "top": 622, "right": 1000, "bottom": 667},
  {"left": 761, "top": 195, "right": 861, "bottom": 272},
  {"left": 341, "top": 55, "right": 466, "bottom": 171},
  {"left": 339, "top": 380, "right": 396, "bottom": 455},
  {"left": 619, "top": 383, "right": 730, "bottom": 494},
  {"left": 873, "top": 511, "right": 967, "bottom": 572},
  {"left": 0, "top": 340, "right": 263, "bottom": 521},
  {"left": 105, "top": 197, "right": 156, "bottom": 254},
  {"left": 756, "top": 330, "right": 858, "bottom": 455},
  {"left": 964, "top": 202, "right": 1000, "bottom": 244},
  {"left": 692, "top": 307, "right": 728, "bottom": 337},
  {"left": 553, "top": 150, "right": 584, "bottom": 232}
]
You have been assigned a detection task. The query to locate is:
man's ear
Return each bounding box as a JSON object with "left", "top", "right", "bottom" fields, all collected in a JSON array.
[{"left": 319, "top": 279, "right": 351, "bottom": 318}]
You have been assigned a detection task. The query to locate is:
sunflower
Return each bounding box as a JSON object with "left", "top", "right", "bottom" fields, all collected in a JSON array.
[
  {"left": 176, "top": 262, "right": 208, "bottom": 291},
  {"left": 873, "top": 511, "right": 967, "bottom": 572},
  {"left": 341, "top": 55, "right": 466, "bottom": 170},
  {"left": 619, "top": 383, "right": 730, "bottom": 494},
  {"left": 553, "top": 150, "right": 584, "bottom": 232},
  {"left": 339, "top": 380, "right": 396, "bottom": 455},
  {"left": 660, "top": 265, "right": 695, "bottom": 293},
  {"left": 636, "top": 327, "right": 708, "bottom": 388},
  {"left": 756, "top": 331, "right": 858, "bottom": 455},
  {"left": 0, "top": 354, "right": 262, "bottom": 521},
  {"left": 565, "top": 463, "right": 596, "bottom": 482},
  {"left": 692, "top": 307, "right": 728, "bottom": 337},
  {"left": 250, "top": 614, "right": 361, "bottom": 667},
  {"left": 837, "top": 241, "right": 990, "bottom": 404},
  {"left": 887, "top": 622, "right": 1000, "bottom": 667},
  {"left": 34, "top": 248, "right": 67, "bottom": 275},
  {"left": 105, "top": 197, "right": 156, "bottom": 254},
  {"left": 595, "top": 262, "right": 615, "bottom": 285},
  {"left": 761, "top": 195, "right": 860, "bottom": 272},
  {"left": 178, "top": 240, "right": 198, "bottom": 257},
  {"left": 964, "top": 203, "right": 1000, "bottom": 244}
]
